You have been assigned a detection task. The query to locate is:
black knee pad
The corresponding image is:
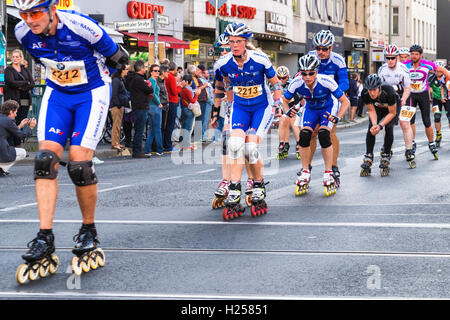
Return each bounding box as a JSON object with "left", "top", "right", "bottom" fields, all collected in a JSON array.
[
  {"left": 222, "top": 132, "right": 229, "bottom": 156},
  {"left": 299, "top": 129, "right": 313, "bottom": 148},
  {"left": 67, "top": 161, "right": 98, "bottom": 187},
  {"left": 34, "top": 150, "right": 60, "bottom": 180},
  {"left": 434, "top": 113, "right": 442, "bottom": 123},
  {"left": 318, "top": 129, "right": 332, "bottom": 149}
]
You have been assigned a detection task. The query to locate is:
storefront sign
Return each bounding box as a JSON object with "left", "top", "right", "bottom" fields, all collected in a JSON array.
[
  {"left": 306, "top": 0, "right": 344, "bottom": 24},
  {"left": 127, "top": 1, "right": 165, "bottom": 19},
  {"left": 265, "top": 12, "right": 287, "bottom": 36},
  {"left": 352, "top": 40, "right": 367, "bottom": 50},
  {"left": 115, "top": 16, "right": 169, "bottom": 31},
  {"left": 205, "top": 2, "right": 256, "bottom": 20},
  {"left": 186, "top": 39, "right": 200, "bottom": 55},
  {"left": 371, "top": 39, "right": 386, "bottom": 48}
]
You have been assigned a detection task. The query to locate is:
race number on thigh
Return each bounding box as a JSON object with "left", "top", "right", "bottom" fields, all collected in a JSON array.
[{"left": 399, "top": 106, "right": 416, "bottom": 122}]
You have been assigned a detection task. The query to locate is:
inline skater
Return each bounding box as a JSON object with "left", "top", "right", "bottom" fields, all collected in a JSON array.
[
  {"left": 282, "top": 55, "right": 349, "bottom": 197},
  {"left": 377, "top": 44, "right": 414, "bottom": 168},
  {"left": 215, "top": 22, "right": 282, "bottom": 220},
  {"left": 359, "top": 75, "right": 398, "bottom": 177},
  {"left": 398, "top": 47, "right": 410, "bottom": 63},
  {"left": 403, "top": 45, "right": 450, "bottom": 159},
  {"left": 429, "top": 61, "right": 450, "bottom": 148},
  {"left": 275, "top": 66, "right": 301, "bottom": 160},
  {"left": 14, "top": 0, "right": 128, "bottom": 284},
  {"left": 306, "top": 30, "right": 349, "bottom": 187}
]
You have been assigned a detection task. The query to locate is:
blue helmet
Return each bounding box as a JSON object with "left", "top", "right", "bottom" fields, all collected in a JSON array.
[
  {"left": 224, "top": 23, "right": 253, "bottom": 40},
  {"left": 214, "top": 34, "right": 229, "bottom": 49},
  {"left": 14, "top": 0, "right": 58, "bottom": 11}
]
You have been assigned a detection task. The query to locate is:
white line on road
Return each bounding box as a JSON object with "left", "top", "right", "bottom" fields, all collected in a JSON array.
[{"left": 156, "top": 176, "right": 184, "bottom": 182}]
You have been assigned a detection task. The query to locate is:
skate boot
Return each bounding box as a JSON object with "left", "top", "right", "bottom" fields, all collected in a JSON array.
[
  {"left": 276, "top": 142, "right": 287, "bottom": 160},
  {"left": 428, "top": 142, "right": 439, "bottom": 160},
  {"left": 250, "top": 181, "right": 268, "bottom": 218},
  {"left": 360, "top": 153, "right": 374, "bottom": 177},
  {"left": 412, "top": 140, "right": 417, "bottom": 154},
  {"left": 295, "top": 141, "right": 301, "bottom": 160},
  {"left": 405, "top": 149, "right": 416, "bottom": 169},
  {"left": 331, "top": 166, "right": 341, "bottom": 188},
  {"left": 212, "top": 180, "right": 230, "bottom": 209},
  {"left": 436, "top": 131, "right": 442, "bottom": 148},
  {"left": 16, "top": 231, "right": 59, "bottom": 285},
  {"left": 323, "top": 170, "right": 337, "bottom": 197},
  {"left": 379, "top": 153, "right": 391, "bottom": 177},
  {"left": 282, "top": 143, "right": 290, "bottom": 159},
  {"left": 71, "top": 225, "right": 105, "bottom": 276},
  {"left": 245, "top": 179, "right": 254, "bottom": 207},
  {"left": 223, "top": 182, "right": 245, "bottom": 221},
  {"left": 295, "top": 169, "right": 311, "bottom": 196}
]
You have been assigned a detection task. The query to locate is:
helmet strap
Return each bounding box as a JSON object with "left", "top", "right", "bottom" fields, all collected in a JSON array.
[
  {"left": 233, "top": 49, "right": 247, "bottom": 60},
  {"left": 39, "top": 7, "right": 54, "bottom": 37}
]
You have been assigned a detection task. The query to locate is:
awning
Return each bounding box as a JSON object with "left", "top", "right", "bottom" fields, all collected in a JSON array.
[
  {"left": 101, "top": 25, "right": 124, "bottom": 44},
  {"left": 120, "top": 32, "right": 190, "bottom": 49}
]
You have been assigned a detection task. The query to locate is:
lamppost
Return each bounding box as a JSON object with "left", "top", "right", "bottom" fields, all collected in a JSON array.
[{"left": 388, "top": 0, "right": 392, "bottom": 44}]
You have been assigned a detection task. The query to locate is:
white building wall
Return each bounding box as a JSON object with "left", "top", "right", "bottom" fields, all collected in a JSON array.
[
  {"left": 391, "top": 0, "right": 412, "bottom": 48},
  {"left": 411, "top": 0, "right": 437, "bottom": 59}
]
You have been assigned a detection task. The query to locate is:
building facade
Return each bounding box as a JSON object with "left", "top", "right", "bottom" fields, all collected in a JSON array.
[
  {"left": 437, "top": 0, "right": 450, "bottom": 65},
  {"left": 390, "top": 0, "right": 412, "bottom": 49},
  {"left": 411, "top": 0, "right": 436, "bottom": 60}
]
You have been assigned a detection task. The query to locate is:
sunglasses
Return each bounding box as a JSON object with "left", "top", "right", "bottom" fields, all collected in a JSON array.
[
  {"left": 386, "top": 57, "right": 397, "bottom": 60},
  {"left": 19, "top": 7, "right": 49, "bottom": 21},
  {"left": 278, "top": 76, "right": 288, "bottom": 80},
  {"left": 219, "top": 47, "right": 232, "bottom": 52},
  {"left": 315, "top": 47, "right": 330, "bottom": 52},
  {"left": 301, "top": 71, "right": 316, "bottom": 77},
  {"left": 152, "top": 70, "right": 160, "bottom": 73}
]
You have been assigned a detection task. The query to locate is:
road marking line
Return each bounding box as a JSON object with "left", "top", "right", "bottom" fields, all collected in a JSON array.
[{"left": 157, "top": 176, "right": 183, "bottom": 182}]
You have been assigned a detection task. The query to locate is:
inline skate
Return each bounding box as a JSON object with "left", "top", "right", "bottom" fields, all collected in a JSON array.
[
  {"left": 428, "top": 142, "right": 439, "bottom": 160},
  {"left": 379, "top": 152, "right": 391, "bottom": 177},
  {"left": 295, "top": 169, "right": 311, "bottom": 196},
  {"left": 71, "top": 224, "right": 105, "bottom": 276},
  {"left": 222, "top": 182, "right": 245, "bottom": 221},
  {"left": 412, "top": 140, "right": 417, "bottom": 154},
  {"left": 245, "top": 179, "right": 253, "bottom": 207},
  {"left": 405, "top": 149, "right": 416, "bottom": 169},
  {"left": 323, "top": 170, "right": 337, "bottom": 197},
  {"left": 16, "top": 231, "right": 59, "bottom": 285},
  {"left": 436, "top": 131, "right": 442, "bottom": 148},
  {"left": 276, "top": 142, "right": 289, "bottom": 160},
  {"left": 360, "top": 153, "right": 374, "bottom": 177},
  {"left": 295, "top": 141, "right": 301, "bottom": 160},
  {"left": 250, "top": 181, "right": 268, "bottom": 218},
  {"left": 331, "top": 165, "right": 341, "bottom": 188},
  {"left": 212, "top": 180, "right": 230, "bottom": 209}
]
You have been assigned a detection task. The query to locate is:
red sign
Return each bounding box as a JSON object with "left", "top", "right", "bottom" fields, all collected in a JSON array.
[
  {"left": 127, "top": 1, "right": 165, "bottom": 19},
  {"left": 205, "top": 2, "right": 256, "bottom": 19}
]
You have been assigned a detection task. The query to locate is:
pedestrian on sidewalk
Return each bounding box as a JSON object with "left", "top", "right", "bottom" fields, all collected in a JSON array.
[
  {"left": 180, "top": 75, "right": 201, "bottom": 150},
  {"left": 0, "top": 100, "right": 36, "bottom": 176},
  {"left": 145, "top": 64, "right": 164, "bottom": 156},
  {"left": 348, "top": 73, "right": 360, "bottom": 122},
  {"left": 110, "top": 65, "right": 130, "bottom": 151}
]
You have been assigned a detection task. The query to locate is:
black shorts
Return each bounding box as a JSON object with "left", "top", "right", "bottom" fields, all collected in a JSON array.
[{"left": 408, "top": 92, "right": 432, "bottom": 128}]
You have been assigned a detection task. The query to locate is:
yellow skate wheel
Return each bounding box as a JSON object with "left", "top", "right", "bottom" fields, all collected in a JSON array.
[
  {"left": 16, "top": 264, "right": 29, "bottom": 285},
  {"left": 295, "top": 186, "right": 301, "bottom": 197},
  {"left": 71, "top": 256, "right": 82, "bottom": 276},
  {"left": 246, "top": 195, "right": 252, "bottom": 207},
  {"left": 28, "top": 264, "right": 39, "bottom": 281},
  {"left": 89, "top": 255, "right": 98, "bottom": 270},
  {"left": 211, "top": 198, "right": 218, "bottom": 209},
  {"left": 39, "top": 258, "right": 50, "bottom": 278},
  {"left": 49, "top": 255, "right": 59, "bottom": 275},
  {"left": 81, "top": 256, "right": 91, "bottom": 273},
  {"left": 96, "top": 249, "right": 106, "bottom": 267}
]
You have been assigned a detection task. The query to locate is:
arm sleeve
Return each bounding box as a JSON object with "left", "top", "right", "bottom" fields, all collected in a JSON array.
[
  {"left": 151, "top": 79, "right": 161, "bottom": 106},
  {"left": 337, "top": 67, "right": 350, "bottom": 92}
]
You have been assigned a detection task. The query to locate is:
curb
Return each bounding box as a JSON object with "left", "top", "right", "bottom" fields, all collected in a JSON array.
[{"left": 337, "top": 117, "right": 369, "bottom": 129}]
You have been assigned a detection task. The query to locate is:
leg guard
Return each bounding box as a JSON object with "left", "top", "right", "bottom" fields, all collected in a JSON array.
[
  {"left": 299, "top": 129, "right": 313, "bottom": 148},
  {"left": 34, "top": 150, "right": 60, "bottom": 180},
  {"left": 67, "top": 161, "right": 98, "bottom": 187},
  {"left": 245, "top": 142, "right": 260, "bottom": 165},
  {"left": 318, "top": 129, "right": 332, "bottom": 149},
  {"left": 222, "top": 131, "right": 230, "bottom": 156},
  {"left": 227, "top": 136, "right": 245, "bottom": 160},
  {"left": 434, "top": 112, "right": 442, "bottom": 123}
]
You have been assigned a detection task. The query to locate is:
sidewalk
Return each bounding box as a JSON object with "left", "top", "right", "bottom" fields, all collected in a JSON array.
[{"left": 336, "top": 114, "right": 369, "bottom": 129}]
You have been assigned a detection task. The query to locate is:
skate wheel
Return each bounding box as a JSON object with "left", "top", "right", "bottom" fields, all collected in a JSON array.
[
  {"left": 16, "top": 264, "right": 29, "bottom": 285},
  {"left": 211, "top": 198, "right": 217, "bottom": 210},
  {"left": 296, "top": 153, "right": 301, "bottom": 160},
  {"left": 251, "top": 206, "right": 257, "bottom": 218},
  {"left": 434, "top": 154, "right": 439, "bottom": 160},
  {"left": 409, "top": 161, "right": 416, "bottom": 169},
  {"left": 222, "top": 208, "right": 229, "bottom": 221},
  {"left": 71, "top": 256, "right": 83, "bottom": 276},
  {"left": 81, "top": 256, "right": 91, "bottom": 273},
  {"left": 96, "top": 249, "right": 106, "bottom": 267},
  {"left": 89, "top": 254, "right": 99, "bottom": 270},
  {"left": 245, "top": 195, "right": 252, "bottom": 207},
  {"left": 39, "top": 258, "right": 50, "bottom": 278},
  {"left": 49, "top": 254, "right": 59, "bottom": 275},
  {"left": 28, "top": 264, "right": 39, "bottom": 281}
]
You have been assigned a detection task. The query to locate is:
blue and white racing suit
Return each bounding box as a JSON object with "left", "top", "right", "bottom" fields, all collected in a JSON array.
[
  {"left": 215, "top": 50, "right": 275, "bottom": 138},
  {"left": 15, "top": 10, "right": 118, "bottom": 150},
  {"left": 284, "top": 74, "right": 344, "bottom": 130}
]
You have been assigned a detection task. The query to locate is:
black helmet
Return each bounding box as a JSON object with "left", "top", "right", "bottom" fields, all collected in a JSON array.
[
  {"left": 364, "top": 74, "right": 382, "bottom": 90},
  {"left": 410, "top": 44, "right": 423, "bottom": 54}
]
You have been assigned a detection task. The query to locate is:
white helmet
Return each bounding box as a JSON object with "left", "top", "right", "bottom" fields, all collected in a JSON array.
[
  {"left": 224, "top": 23, "right": 253, "bottom": 39},
  {"left": 312, "top": 30, "right": 335, "bottom": 48},
  {"left": 276, "top": 66, "right": 290, "bottom": 78},
  {"left": 217, "top": 34, "right": 229, "bottom": 46},
  {"left": 435, "top": 61, "right": 446, "bottom": 68},
  {"left": 398, "top": 47, "right": 410, "bottom": 55},
  {"left": 14, "top": 0, "right": 57, "bottom": 11},
  {"left": 384, "top": 44, "right": 400, "bottom": 56},
  {"left": 298, "top": 55, "right": 320, "bottom": 71}
]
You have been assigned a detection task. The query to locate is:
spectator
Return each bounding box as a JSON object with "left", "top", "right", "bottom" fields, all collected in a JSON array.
[
  {"left": 356, "top": 76, "right": 365, "bottom": 117},
  {"left": 348, "top": 73, "right": 360, "bottom": 122},
  {"left": 164, "top": 61, "right": 186, "bottom": 152},
  {"left": 158, "top": 64, "right": 170, "bottom": 146},
  {"left": 177, "top": 66, "right": 183, "bottom": 77},
  {"left": 180, "top": 75, "right": 201, "bottom": 150},
  {"left": 123, "top": 60, "right": 136, "bottom": 148},
  {"left": 192, "top": 64, "right": 209, "bottom": 142},
  {"left": 0, "top": 100, "right": 35, "bottom": 176},
  {"left": 145, "top": 64, "right": 164, "bottom": 156},
  {"left": 4, "top": 49, "right": 34, "bottom": 146},
  {"left": 110, "top": 65, "right": 130, "bottom": 151},
  {"left": 202, "top": 67, "right": 214, "bottom": 141},
  {"left": 129, "top": 60, "right": 154, "bottom": 158}
]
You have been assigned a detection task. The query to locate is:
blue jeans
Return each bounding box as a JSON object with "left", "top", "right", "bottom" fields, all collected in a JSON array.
[
  {"left": 200, "top": 102, "right": 213, "bottom": 140},
  {"left": 213, "top": 117, "right": 225, "bottom": 142},
  {"left": 180, "top": 107, "right": 195, "bottom": 148},
  {"left": 163, "top": 102, "right": 179, "bottom": 151},
  {"left": 132, "top": 109, "right": 149, "bottom": 154},
  {"left": 145, "top": 104, "right": 163, "bottom": 154}
]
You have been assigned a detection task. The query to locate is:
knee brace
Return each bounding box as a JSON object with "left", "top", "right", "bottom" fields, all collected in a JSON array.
[
  {"left": 245, "top": 142, "right": 260, "bottom": 165},
  {"left": 222, "top": 131, "right": 230, "bottom": 156},
  {"left": 299, "top": 129, "right": 313, "bottom": 148},
  {"left": 67, "top": 161, "right": 98, "bottom": 187},
  {"left": 318, "top": 129, "right": 332, "bottom": 149},
  {"left": 434, "top": 112, "right": 442, "bottom": 123},
  {"left": 34, "top": 150, "right": 60, "bottom": 180},
  {"left": 227, "top": 136, "right": 245, "bottom": 160}
]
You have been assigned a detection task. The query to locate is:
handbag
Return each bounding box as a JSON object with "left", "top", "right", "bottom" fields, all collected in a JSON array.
[{"left": 189, "top": 101, "right": 202, "bottom": 118}]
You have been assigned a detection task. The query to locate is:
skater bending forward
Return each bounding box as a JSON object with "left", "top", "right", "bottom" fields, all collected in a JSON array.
[
  {"left": 14, "top": 0, "right": 128, "bottom": 284},
  {"left": 282, "top": 55, "right": 349, "bottom": 197}
]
